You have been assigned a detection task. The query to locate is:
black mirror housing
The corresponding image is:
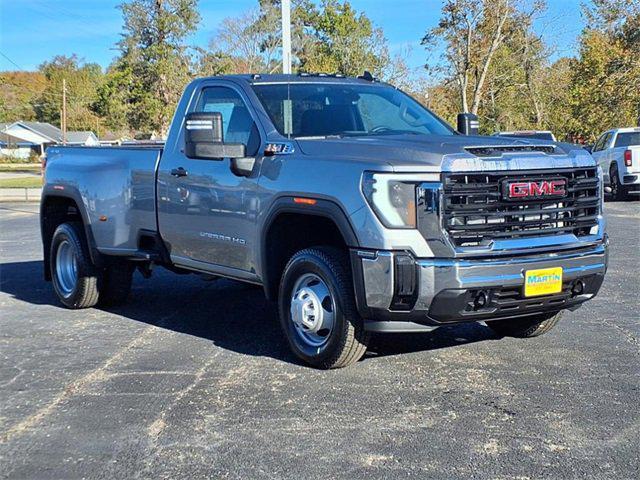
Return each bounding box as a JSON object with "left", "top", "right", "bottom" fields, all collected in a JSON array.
[
  {"left": 231, "top": 156, "right": 256, "bottom": 177},
  {"left": 184, "top": 111, "right": 246, "bottom": 159},
  {"left": 457, "top": 113, "right": 479, "bottom": 135}
]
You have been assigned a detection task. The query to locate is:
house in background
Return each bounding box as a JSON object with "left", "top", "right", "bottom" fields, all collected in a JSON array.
[
  {"left": 0, "top": 131, "right": 38, "bottom": 159},
  {"left": 66, "top": 131, "right": 99, "bottom": 146},
  {"left": 0, "top": 121, "right": 99, "bottom": 157},
  {"left": 2, "top": 122, "right": 60, "bottom": 156}
]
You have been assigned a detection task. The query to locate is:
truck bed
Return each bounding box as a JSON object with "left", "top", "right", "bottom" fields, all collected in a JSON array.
[{"left": 44, "top": 146, "right": 162, "bottom": 254}]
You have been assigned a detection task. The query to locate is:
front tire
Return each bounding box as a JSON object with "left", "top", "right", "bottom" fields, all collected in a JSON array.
[
  {"left": 487, "top": 311, "right": 563, "bottom": 338},
  {"left": 50, "top": 222, "right": 100, "bottom": 309},
  {"left": 278, "top": 247, "right": 370, "bottom": 369}
]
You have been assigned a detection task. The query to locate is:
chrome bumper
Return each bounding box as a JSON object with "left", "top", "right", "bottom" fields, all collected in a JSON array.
[{"left": 351, "top": 242, "right": 608, "bottom": 332}]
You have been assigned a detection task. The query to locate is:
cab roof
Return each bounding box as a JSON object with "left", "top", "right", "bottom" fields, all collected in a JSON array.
[
  {"left": 212, "top": 73, "right": 387, "bottom": 86},
  {"left": 611, "top": 127, "right": 640, "bottom": 133}
]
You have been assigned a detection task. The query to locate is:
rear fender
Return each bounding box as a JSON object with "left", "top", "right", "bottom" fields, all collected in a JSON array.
[{"left": 41, "top": 187, "right": 102, "bottom": 280}]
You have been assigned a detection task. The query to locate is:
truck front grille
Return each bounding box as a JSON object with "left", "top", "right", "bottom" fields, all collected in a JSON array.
[{"left": 441, "top": 168, "right": 599, "bottom": 248}]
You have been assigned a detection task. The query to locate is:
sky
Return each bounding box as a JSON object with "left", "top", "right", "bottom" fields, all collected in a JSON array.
[{"left": 0, "top": 0, "right": 589, "bottom": 74}]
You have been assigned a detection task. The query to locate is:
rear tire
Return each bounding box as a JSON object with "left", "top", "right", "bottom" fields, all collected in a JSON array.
[
  {"left": 487, "top": 311, "right": 563, "bottom": 338},
  {"left": 610, "top": 163, "right": 629, "bottom": 201},
  {"left": 278, "top": 247, "right": 370, "bottom": 369},
  {"left": 50, "top": 222, "right": 100, "bottom": 309}
]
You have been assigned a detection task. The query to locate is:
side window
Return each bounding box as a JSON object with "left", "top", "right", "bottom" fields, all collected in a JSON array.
[
  {"left": 593, "top": 134, "right": 606, "bottom": 152},
  {"left": 194, "top": 87, "right": 260, "bottom": 156},
  {"left": 602, "top": 132, "right": 613, "bottom": 150}
]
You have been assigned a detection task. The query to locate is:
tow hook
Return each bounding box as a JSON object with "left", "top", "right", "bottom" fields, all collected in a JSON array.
[{"left": 570, "top": 280, "right": 585, "bottom": 297}]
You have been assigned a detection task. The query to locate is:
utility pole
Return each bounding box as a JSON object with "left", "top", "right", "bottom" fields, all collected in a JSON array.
[
  {"left": 62, "top": 78, "right": 67, "bottom": 145},
  {"left": 281, "top": 0, "right": 292, "bottom": 74}
]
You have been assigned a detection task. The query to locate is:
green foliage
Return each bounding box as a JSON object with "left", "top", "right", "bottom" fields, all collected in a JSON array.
[
  {"left": 34, "top": 55, "right": 103, "bottom": 132},
  {"left": 206, "top": 0, "right": 389, "bottom": 78},
  {"left": 298, "top": 0, "right": 389, "bottom": 76},
  {"left": 423, "top": 0, "right": 546, "bottom": 120},
  {"left": 422, "top": 0, "right": 639, "bottom": 141},
  {"left": 568, "top": 1, "right": 640, "bottom": 141},
  {"left": 5, "top": 0, "right": 636, "bottom": 142},
  {"left": 0, "top": 176, "right": 42, "bottom": 188},
  {"left": 205, "top": 4, "right": 284, "bottom": 74},
  {"left": 92, "top": 0, "right": 201, "bottom": 136},
  {"left": 0, "top": 72, "right": 45, "bottom": 123}
]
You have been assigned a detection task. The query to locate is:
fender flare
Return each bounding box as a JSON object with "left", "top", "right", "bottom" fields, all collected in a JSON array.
[
  {"left": 259, "top": 196, "right": 359, "bottom": 300},
  {"left": 41, "top": 188, "right": 103, "bottom": 280}
]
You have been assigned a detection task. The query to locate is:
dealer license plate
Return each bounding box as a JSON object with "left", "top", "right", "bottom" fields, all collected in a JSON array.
[{"left": 524, "top": 267, "right": 563, "bottom": 297}]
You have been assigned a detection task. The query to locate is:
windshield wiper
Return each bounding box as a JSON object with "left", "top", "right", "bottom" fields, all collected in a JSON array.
[
  {"left": 295, "top": 130, "right": 426, "bottom": 140},
  {"left": 369, "top": 129, "right": 424, "bottom": 136}
]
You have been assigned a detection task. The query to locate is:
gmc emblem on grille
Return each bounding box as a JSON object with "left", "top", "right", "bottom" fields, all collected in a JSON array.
[{"left": 503, "top": 179, "right": 567, "bottom": 200}]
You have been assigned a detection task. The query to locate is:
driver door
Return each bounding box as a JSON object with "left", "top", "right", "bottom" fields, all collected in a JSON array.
[{"left": 157, "top": 83, "right": 263, "bottom": 275}]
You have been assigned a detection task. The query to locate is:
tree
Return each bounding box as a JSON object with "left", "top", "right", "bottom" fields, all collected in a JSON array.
[
  {"left": 204, "top": 0, "right": 395, "bottom": 80},
  {"left": 0, "top": 72, "right": 46, "bottom": 123},
  {"left": 423, "top": 0, "right": 545, "bottom": 116},
  {"left": 569, "top": 0, "right": 640, "bottom": 139},
  {"left": 207, "top": 5, "right": 283, "bottom": 74},
  {"left": 92, "top": 59, "right": 140, "bottom": 135},
  {"left": 94, "top": 0, "right": 200, "bottom": 137},
  {"left": 538, "top": 58, "right": 574, "bottom": 140},
  {"left": 34, "top": 55, "right": 103, "bottom": 132},
  {"left": 299, "top": 0, "right": 390, "bottom": 77}
]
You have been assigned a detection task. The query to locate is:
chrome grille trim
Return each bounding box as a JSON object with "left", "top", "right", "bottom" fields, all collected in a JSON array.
[{"left": 441, "top": 168, "right": 600, "bottom": 248}]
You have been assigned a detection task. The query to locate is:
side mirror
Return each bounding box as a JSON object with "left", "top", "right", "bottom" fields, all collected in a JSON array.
[
  {"left": 457, "top": 113, "right": 479, "bottom": 135},
  {"left": 583, "top": 145, "right": 593, "bottom": 153},
  {"left": 184, "top": 112, "right": 246, "bottom": 159}
]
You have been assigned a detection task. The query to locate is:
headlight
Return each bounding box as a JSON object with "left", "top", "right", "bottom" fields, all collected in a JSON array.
[{"left": 362, "top": 172, "right": 418, "bottom": 228}]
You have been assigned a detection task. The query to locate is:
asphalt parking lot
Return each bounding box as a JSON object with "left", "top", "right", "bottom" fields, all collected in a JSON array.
[{"left": 0, "top": 200, "right": 639, "bottom": 479}]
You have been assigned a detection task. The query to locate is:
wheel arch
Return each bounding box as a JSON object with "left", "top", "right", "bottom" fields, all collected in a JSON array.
[
  {"left": 41, "top": 192, "right": 102, "bottom": 281},
  {"left": 260, "top": 197, "right": 359, "bottom": 301}
]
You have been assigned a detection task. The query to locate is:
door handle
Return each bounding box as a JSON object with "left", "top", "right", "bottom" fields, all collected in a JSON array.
[{"left": 171, "top": 167, "right": 188, "bottom": 177}]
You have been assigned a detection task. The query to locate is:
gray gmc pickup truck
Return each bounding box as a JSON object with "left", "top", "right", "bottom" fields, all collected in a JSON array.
[{"left": 41, "top": 74, "right": 608, "bottom": 368}]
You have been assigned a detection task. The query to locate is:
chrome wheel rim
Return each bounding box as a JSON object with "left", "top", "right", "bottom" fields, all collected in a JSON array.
[
  {"left": 55, "top": 239, "right": 78, "bottom": 297},
  {"left": 290, "top": 273, "right": 335, "bottom": 348}
]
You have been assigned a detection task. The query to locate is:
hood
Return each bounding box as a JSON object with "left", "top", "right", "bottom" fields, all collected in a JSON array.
[{"left": 295, "top": 134, "right": 586, "bottom": 172}]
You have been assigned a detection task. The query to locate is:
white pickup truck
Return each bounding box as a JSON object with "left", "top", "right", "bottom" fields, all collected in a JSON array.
[{"left": 591, "top": 127, "right": 640, "bottom": 200}]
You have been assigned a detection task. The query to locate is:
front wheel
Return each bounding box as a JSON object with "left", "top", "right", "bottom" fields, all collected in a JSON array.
[
  {"left": 278, "top": 247, "right": 370, "bottom": 369},
  {"left": 487, "top": 311, "right": 563, "bottom": 338}
]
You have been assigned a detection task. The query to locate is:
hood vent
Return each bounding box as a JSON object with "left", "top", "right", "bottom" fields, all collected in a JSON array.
[{"left": 465, "top": 145, "right": 556, "bottom": 157}]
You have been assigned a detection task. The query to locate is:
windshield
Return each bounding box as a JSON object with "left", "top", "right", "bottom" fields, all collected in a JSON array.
[
  {"left": 251, "top": 83, "right": 454, "bottom": 138},
  {"left": 615, "top": 132, "right": 640, "bottom": 148}
]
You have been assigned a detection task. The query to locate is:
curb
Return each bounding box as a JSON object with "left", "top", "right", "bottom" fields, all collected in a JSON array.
[{"left": 0, "top": 188, "right": 42, "bottom": 202}]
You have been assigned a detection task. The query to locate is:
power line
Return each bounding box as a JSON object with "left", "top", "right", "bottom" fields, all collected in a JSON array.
[
  {"left": 0, "top": 51, "right": 25, "bottom": 71},
  {"left": 2, "top": 79, "right": 97, "bottom": 103},
  {"left": 0, "top": 50, "right": 98, "bottom": 103}
]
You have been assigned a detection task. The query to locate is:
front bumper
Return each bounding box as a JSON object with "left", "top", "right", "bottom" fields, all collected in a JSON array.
[{"left": 351, "top": 242, "right": 608, "bottom": 332}]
